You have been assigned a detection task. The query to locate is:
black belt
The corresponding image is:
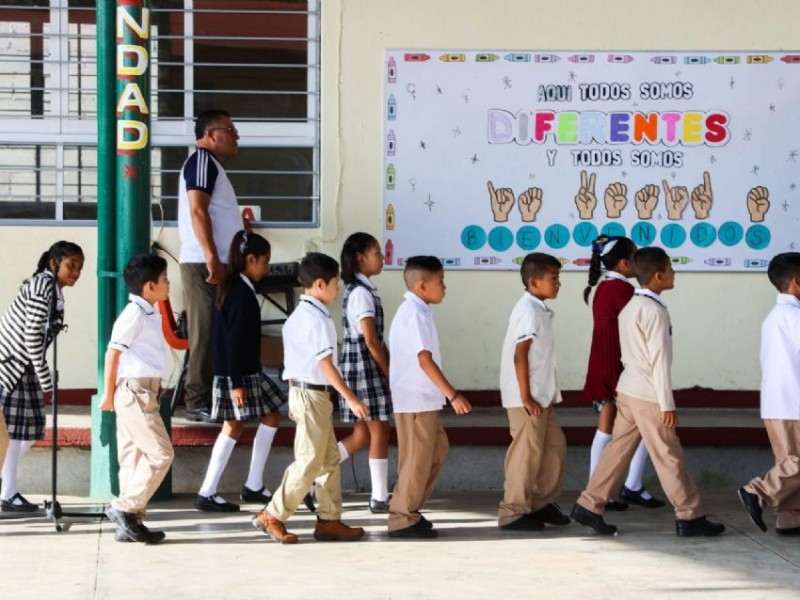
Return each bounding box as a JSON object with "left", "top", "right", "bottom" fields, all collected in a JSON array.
[{"left": 289, "top": 380, "right": 335, "bottom": 393}]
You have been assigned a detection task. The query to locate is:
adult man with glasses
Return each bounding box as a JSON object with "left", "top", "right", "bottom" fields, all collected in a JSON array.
[{"left": 178, "top": 109, "right": 249, "bottom": 422}]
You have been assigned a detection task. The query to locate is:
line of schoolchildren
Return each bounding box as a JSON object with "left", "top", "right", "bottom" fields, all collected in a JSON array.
[{"left": 2, "top": 237, "right": 799, "bottom": 544}]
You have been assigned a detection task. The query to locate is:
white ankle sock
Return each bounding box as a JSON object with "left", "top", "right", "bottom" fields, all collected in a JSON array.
[
  {"left": 199, "top": 434, "right": 237, "bottom": 497},
  {"left": 338, "top": 441, "right": 350, "bottom": 463},
  {"left": 244, "top": 424, "right": 277, "bottom": 493},
  {"left": 1, "top": 439, "right": 34, "bottom": 501},
  {"left": 589, "top": 430, "right": 612, "bottom": 478},
  {"left": 624, "top": 439, "right": 652, "bottom": 499},
  {"left": 368, "top": 458, "right": 389, "bottom": 501}
]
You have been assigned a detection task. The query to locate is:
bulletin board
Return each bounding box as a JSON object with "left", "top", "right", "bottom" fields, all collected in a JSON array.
[{"left": 382, "top": 50, "right": 800, "bottom": 271}]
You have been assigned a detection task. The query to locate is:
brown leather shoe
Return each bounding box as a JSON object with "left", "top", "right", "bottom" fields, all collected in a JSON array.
[
  {"left": 313, "top": 518, "right": 365, "bottom": 542},
  {"left": 251, "top": 511, "right": 298, "bottom": 544}
]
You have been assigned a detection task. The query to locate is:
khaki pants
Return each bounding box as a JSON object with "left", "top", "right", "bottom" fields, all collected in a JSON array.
[
  {"left": 0, "top": 410, "right": 9, "bottom": 475},
  {"left": 578, "top": 392, "right": 703, "bottom": 520},
  {"left": 744, "top": 419, "right": 800, "bottom": 529},
  {"left": 388, "top": 411, "right": 449, "bottom": 531},
  {"left": 268, "top": 387, "right": 342, "bottom": 521},
  {"left": 180, "top": 262, "right": 215, "bottom": 411},
  {"left": 498, "top": 406, "right": 566, "bottom": 526},
  {"left": 111, "top": 378, "right": 174, "bottom": 516}
]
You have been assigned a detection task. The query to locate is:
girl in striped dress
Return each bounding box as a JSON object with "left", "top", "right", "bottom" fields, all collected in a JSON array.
[
  {"left": 336, "top": 233, "right": 392, "bottom": 512},
  {"left": 582, "top": 235, "right": 664, "bottom": 510},
  {"left": 0, "top": 241, "right": 84, "bottom": 512},
  {"left": 194, "top": 230, "right": 287, "bottom": 513}
]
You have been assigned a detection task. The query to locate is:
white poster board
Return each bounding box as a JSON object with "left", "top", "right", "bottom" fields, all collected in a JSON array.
[{"left": 382, "top": 50, "right": 800, "bottom": 271}]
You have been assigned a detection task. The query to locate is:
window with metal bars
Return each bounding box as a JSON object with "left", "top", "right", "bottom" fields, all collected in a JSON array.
[{"left": 0, "top": 0, "right": 320, "bottom": 226}]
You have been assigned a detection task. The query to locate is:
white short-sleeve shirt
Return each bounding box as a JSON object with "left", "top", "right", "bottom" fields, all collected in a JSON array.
[
  {"left": 760, "top": 293, "right": 800, "bottom": 420},
  {"left": 389, "top": 291, "right": 445, "bottom": 413},
  {"left": 499, "top": 292, "right": 562, "bottom": 409},
  {"left": 345, "top": 273, "right": 377, "bottom": 336},
  {"left": 282, "top": 294, "right": 338, "bottom": 385},
  {"left": 108, "top": 294, "right": 167, "bottom": 379}
]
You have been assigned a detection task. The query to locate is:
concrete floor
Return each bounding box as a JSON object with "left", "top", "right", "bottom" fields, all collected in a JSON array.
[{"left": 0, "top": 490, "right": 797, "bottom": 599}]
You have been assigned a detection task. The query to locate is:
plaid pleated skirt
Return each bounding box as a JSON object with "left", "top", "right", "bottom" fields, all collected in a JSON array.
[
  {"left": 211, "top": 370, "right": 287, "bottom": 422},
  {"left": 338, "top": 337, "right": 392, "bottom": 423},
  {"left": 0, "top": 364, "right": 45, "bottom": 441}
]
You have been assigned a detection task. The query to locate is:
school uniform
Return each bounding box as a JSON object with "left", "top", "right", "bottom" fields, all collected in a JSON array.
[
  {"left": 497, "top": 292, "right": 566, "bottom": 527},
  {"left": 338, "top": 273, "right": 392, "bottom": 422},
  {"left": 266, "top": 294, "right": 343, "bottom": 522},
  {"left": 577, "top": 290, "right": 704, "bottom": 520},
  {"left": 387, "top": 291, "right": 449, "bottom": 532},
  {"left": 108, "top": 294, "right": 175, "bottom": 517},
  {"left": 743, "top": 293, "right": 800, "bottom": 529},
  {"left": 0, "top": 271, "right": 63, "bottom": 441},
  {"left": 211, "top": 275, "right": 286, "bottom": 421}
]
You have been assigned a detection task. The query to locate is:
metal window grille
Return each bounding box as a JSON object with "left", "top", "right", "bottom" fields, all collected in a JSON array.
[{"left": 0, "top": 0, "right": 320, "bottom": 226}]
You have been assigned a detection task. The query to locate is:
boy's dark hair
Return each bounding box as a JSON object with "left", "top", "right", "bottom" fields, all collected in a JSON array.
[
  {"left": 299, "top": 252, "right": 339, "bottom": 288},
  {"left": 583, "top": 235, "right": 636, "bottom": 304},
  {"left": 217, "top": 230, "right": 271, "bottom": 308},
  {"left": 195, "top": 109, "right": 231, "bottom": 140},
  {"left": 633, "top": 246, "right": 670, "bottom": 286},
  {"left": 33, "top": 240, "right": 84, "bottom": 278},
  {"left": 340, "top": 232, "right": 379, "bottom": 284},
  {"left": 124, "top": 253, "right": 168, "bottom": 296},
  {"left": 767, "top": 252, "right": 800, "bottom": 292},
  {"left": 403, "top": 255, "right": 443, "bottom": 288},
  {"left": 520, "top": 252, "right": 561, "bottom": 288}
]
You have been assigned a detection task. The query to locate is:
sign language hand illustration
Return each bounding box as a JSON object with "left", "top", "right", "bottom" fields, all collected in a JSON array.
[
  {"left": 603, "top": 182, "right": 627, "bottom": 218},
  {"left": 662, "top": 179, "right": 689, "bottom": 220},
  {"left": 487, "top": 180, "right": 515, "bottom": 222},
  {"left": 691, "top": 171, "right": 713, "bottom": 219},
  {"left": 517, "top": 187, "right": 543, "bottom": 222},
  {"left": 574, "top": 170, "right": 597, "bottom": 219},
  {"left": 634, "top": 184, "right": 659, "bottom": 219},
  {"left": 747, "top": 186, "right": 770, "bottom": 222}
]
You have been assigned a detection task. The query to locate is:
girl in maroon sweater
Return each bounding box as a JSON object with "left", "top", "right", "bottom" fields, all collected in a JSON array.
[{"left": 582, "top": 235, "right": 664, "bottom": 510}]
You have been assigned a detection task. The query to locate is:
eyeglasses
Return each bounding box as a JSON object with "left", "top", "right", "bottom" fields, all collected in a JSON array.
[{"left": 207, "top": 126, "right": 239, "bottom": 137}]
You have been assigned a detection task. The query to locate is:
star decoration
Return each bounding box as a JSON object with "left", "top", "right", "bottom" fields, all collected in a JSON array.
[
  {"left": 788, "top": 150, "right": 798, "bottom": 163},
  {"left": 751, "top": 165, "right": 760, "bottom": 175},
  {"left": 123, "top": 164, "right": 137, "bottom": 179},
  {"left": 470, "top": 154, "right": 479, "bottom": 164},
  {"left": 502, "top": 76, "right": 512, "bottom": 90},
  {"left": 423, "top": 195, "right": 435, "bottom": 211},
  {"left": 452, "top": 126, "right": 461, "bottom": 137}
]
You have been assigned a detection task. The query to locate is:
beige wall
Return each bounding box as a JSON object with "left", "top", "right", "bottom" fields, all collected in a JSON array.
[{"left": 3, "top": 0, "right": 795, "bottom": 391}]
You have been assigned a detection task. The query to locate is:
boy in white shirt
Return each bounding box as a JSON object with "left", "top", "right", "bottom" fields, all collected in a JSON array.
[
  {"left": 571, "top": 247, "right": 725, "bottom": 537},
  {"left": 387, "top": 256, "right": 472, "bottom": 539},
  {"left": 253, "top": 253, "right": 368, "bottom": 544},
  {"left": 739, "top": 252, "right": 800, "bottom": 536},
  {"left": 100, "top": 254, "right": 175, "bottom": 544},
  {"left": 498, "top": 253, "right": 570, "bottom": 531}
]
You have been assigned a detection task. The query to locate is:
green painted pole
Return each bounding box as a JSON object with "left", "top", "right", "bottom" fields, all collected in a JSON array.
[{"left": 91, "top": 0, "right": 119, "bottom": 499}]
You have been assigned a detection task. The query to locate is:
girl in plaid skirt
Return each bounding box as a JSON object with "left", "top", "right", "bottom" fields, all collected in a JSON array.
[
  {"left": 336, "top": 232, "right": 393, "bottom": 513},
  {"left": 0, "top": 241, "right": 84, "bottom": 512},
  {"left": 195, "top": 231, "right": 287, "bottom": 513}
]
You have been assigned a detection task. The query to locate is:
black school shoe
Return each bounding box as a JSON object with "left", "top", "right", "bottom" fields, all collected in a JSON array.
[
  {"left": 114, "top": 522, "right": 166, "bottom": 544},
  {"left": 605, "top": 499, "right": 629, "bottom": 511},
  {"left": 570, "top": 504, "right": 618, "bottom": 535},
  {"left": 531, "top": 503, "right": 571, "bottom": 526},
  {"left": 675, "top": 516, "right": 726, "bottom": 537},
  {"left": 240, "top": 485, "right": 272, "bottom": 504},
  {"left": 620, "top": 485, "right": 666, "bottom": 508},
  {"left": 1, "top": 492, "right": 39, "bottom": 513},
  {"left": 737, "top": 487, "right": 766, "bottom": 532},
  {"left": 499, "top": 513, "right": 545, "bottom": 532},
  {"left": 195, "top": 494, "right": 240, "bottom": 512},
  {"left": 776, "top": 526, "right": 800, "bottom": 536},
  {"left": 105, "top": 506, "right": 149, "bottom": 542},
  {"left": 389, "top": 519, "right": 439, "bottom": 539},
  {"left": 369, "top": 498, "right": 390, "bottom": 513}
]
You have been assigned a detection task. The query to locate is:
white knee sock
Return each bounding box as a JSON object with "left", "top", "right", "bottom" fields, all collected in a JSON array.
[
  {"left": 1, "top": 439, "right": 34, "bottom": 500},
  {"left": 624, "top": 439, "right": 652, "bottom": 499},
  {"left": 244, "top": 424, "right": 277, "bottom": 493},
  {"left": 338, "top": 441, "right": 350, "bottom": 463},
  {"left": 368, "top": 458, "right": 389, "bottom": 502},
  {"left": 589, "top": 430, "right": 612, "bottom": 478},
  {"left": 198, "top": 434, "right": 237, "bottom": 498}
]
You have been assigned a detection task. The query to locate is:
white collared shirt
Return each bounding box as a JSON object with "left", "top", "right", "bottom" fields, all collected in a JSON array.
[
  {"left": 282, "top": 294, "right": 338, "bottom": 385},
  {"left": 345, "top": 273, "right": 377, "bottom": 336},
  {"left": 605, "top": 271, "right": 629, "bottom": 283},
  {"left": 239, "top": 272, "right": 256, "bottom": 295},
  {"left": 108, "top": 294, "right": 167, "bottom": 379},
  {"left": 634, "top": 288, "right": 668, "bottom": 308},
  {"left": 499, "top": 292, "right": 562, "bottom": 409},
  {"left": 760, "top": 293, "right": 800, "bottom": 419},
  {"left": 389, "top": 291, "right": 445, "bottom": 412}
]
